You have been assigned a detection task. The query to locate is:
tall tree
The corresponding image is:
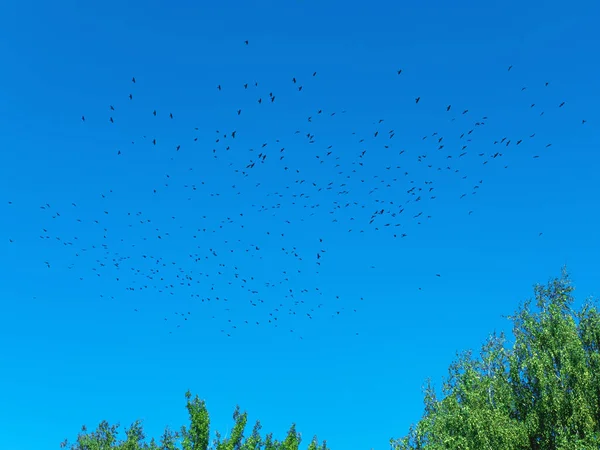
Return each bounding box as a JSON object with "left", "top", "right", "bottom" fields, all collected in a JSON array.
[
  {"left": 391, "top": 268, "right": 600, "bottom": 449},
  {"left": 62, "top": 270, "right": 600, "bottom": 450},
  {"left": 61, "top": 391, "right": 328, "bottom": 450}
]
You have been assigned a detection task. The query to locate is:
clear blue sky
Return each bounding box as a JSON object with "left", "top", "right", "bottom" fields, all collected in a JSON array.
[{"left": 1, "top": 1, "right": 599, "bottom": 449}]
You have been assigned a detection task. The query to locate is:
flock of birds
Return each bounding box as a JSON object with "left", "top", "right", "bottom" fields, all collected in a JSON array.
[{"left": 5, "top": 41, "right": 587, "bottom": 339}]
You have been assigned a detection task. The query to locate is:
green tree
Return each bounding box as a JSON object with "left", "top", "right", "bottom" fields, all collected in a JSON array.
[
  {"left": 62, "top": 270, "right": 600, "bottom": 450},
  {"left": 60, "top": 391, "right": 328, "bottom": 450},
  {"left": 391, "top": 269, "right": 600, "bottom": 449},
  {"left": 180, "top": 390, "right": 210, "bottom": 450}
]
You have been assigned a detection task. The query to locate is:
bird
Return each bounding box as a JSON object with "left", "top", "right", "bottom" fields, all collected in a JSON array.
[{"left": 46, "top": 55, "right": 585, "bottom": 341}]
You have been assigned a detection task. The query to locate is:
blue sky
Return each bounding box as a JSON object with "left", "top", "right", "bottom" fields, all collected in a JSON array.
[{"left": 1, "top": 0, "right": 599, "bottom": 448}]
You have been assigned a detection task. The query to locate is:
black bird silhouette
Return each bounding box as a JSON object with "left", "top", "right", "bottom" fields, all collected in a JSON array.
[
  {"left": 50, "top": 57, "right": 589, "bottom": 339},
  {"left": 132, "top": 77, "right": 136, "bottom": 83}
]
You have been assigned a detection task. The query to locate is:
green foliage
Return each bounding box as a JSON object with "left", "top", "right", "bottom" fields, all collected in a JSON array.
[
  {"left": 60, "top": 392, "right": 327, "bottom": 450},
  {"left": 180, "top": 390, "right": 210, "bottom": 450},
  {"left": 62, "top": 269, "right": 600, "bottom": 450},
  {"left": 391, "top": 268, "right": 600, "bottom": 449}
]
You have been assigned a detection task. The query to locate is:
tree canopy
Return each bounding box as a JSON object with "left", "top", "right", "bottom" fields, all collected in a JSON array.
[
  {"left": 61, "top": 270, "right": 600, "bottom": 450},
  {"left": 392, "top": 268, "right": 600, "bottom": 449},
  {"left": 60, "top": 390, "right": 329, "bottom": 450}
]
